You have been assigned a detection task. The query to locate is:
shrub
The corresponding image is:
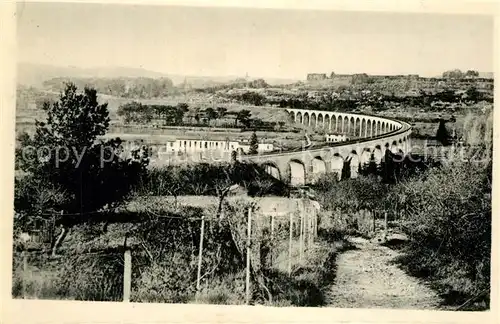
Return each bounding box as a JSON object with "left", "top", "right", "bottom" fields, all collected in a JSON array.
[{"left": 391, "top": 161, "right": 491, "bottom": 309}]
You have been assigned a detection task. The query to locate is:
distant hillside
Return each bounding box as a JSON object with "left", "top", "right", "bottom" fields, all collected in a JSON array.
[
  {"left": 17, "top": 62, "right": 298, "bottom": 88},
  {"left": 17, "top": 63, "right": 170, "bottom": 87}
]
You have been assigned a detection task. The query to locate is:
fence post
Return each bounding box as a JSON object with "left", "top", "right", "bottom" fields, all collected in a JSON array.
[
  {"left": 288, "top": 211, "right": 293, "bottom": 276},
  {"left": 315, "top": 207, "right": 318, "bottom": 238},
  {"left": 245, "top": 206, "right": 252, "bottom": 305},
  {"left": 22, "top": 250, "right": 28, "bottom": 299},
  {"left": 123, "top": 248, "right": 132, "bottom": 302},
  {"left": 312, "top": 208, "right": 315, "bottom": 239},
  {"left": 384, "top": 211, "right": 388, "bottom": 240},
  {"left": 270, "top": 213, "right": 275, "bottom": 265},
  {"left": 196, "top": 215, "right": 205, "bottom": 295},
  {"left": 299, "top": 204, "right": 304, "bottom": 262},
  {"left": 308, "top": 207, "right": 313, "bottom": 248}
]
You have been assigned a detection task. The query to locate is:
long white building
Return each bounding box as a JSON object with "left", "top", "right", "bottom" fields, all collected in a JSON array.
[{"left": 163, "top": 138, "right": 274, "bottom": 154}]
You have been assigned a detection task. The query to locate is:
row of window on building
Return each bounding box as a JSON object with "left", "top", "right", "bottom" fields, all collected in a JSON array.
[
  {"left": 165, "top": 139, "right": 274, "bottom": 154},
  {"left": 325, "top": 134, "right": 349, "bottom": 143}
]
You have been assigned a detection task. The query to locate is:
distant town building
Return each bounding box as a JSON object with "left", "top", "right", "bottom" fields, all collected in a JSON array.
[{"left": 307, "top": 73, "right": 328, "bottom": 81}]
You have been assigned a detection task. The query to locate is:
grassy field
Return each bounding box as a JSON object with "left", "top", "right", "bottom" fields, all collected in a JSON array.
[{"left": 15, "top": 89, "right": 300, "bottom": 146}]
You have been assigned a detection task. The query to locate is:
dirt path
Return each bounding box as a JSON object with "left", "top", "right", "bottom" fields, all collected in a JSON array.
[{"left": 327, "top": 236, "right": 441, "bottom": 309}]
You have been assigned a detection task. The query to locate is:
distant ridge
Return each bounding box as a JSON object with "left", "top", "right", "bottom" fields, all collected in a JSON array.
[
  {"left": 17, "top": 62, "right": 299, "bottom": 87},
  {"left": 17, "top": 62, "right": 169, "bottom": 87}
]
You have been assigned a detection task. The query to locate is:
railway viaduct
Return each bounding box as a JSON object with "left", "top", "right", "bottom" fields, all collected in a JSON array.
[{"left": 241, "top": 109, "right": 412, "bottom": 186}]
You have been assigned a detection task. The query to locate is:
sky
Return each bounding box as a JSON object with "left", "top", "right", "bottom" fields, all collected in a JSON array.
[{"left": 16, "top": 3, "right": 494, "bottom": 80}]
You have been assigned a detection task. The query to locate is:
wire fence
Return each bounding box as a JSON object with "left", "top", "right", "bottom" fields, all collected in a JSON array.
[{"left": 12, "top": 197, "right": 322, "bottom": 304}]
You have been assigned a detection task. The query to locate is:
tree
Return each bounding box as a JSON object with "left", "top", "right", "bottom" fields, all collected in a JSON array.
[
  {"left": 231, "top": 150, "right": 238, "bottom": 163},
  {"left": 216, "top": 107, "right": 228, "bottom": 119},
  {"left": 249, "top": 131, "right": 259, "bottom": 155},
  {"left": 436, "top": 119, "right": 452, "bottom": 146},
  {"left": 465, "top": 86, "right": 480, "bottom": 102},
  {"left": 204, "top": 107, "right": 217, "bottom": 126},
  {"left": 174, "top": 103, "right": 189, "bottom": 125},
  {"left": 15, "top": 83, "right": 149, "bottom": 254},
  {"left": 236, "top": 109, "right": 252, "bottom": 128},
  {"left": 442, "top": 69, "right": 464, "bottom": 79},
  {"left": 465, "top": 70, "right": 479, "bottom": 78}
]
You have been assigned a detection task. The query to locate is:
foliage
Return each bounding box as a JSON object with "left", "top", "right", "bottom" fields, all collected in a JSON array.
[
  {"left": 435, "top": 119, "right": 451, "bottom": 146},
  {"left": 12, "top": 251, "right": 123, "bottom": 301},
  {"left": 43, "top": 77, "right": 176, "bottom": 99},
  {"left": 15, "top": 83, "right": 149, "bottom": 218},
  {"left": 313, "top": 148, "right": 491, "bottom": 309},
  {"left": 236, "top": 109, "right": 252, "bottom": 127},
  {"left": 137, "top": 162, "right": 288, "bottom": 198},
  {"left": 392, "top": 160, "right": 491, "bottom": 309},
  {"left": 248, "top": 131, "right": 259, "bottom": 155}
]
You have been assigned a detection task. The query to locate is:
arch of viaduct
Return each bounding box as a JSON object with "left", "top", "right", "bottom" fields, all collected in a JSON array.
[
  {"left": 287, "top": 108, "right": 402, "bottom": 138},
  {"left": 241, "top": 109, "right": 413, "bottom": 186}
]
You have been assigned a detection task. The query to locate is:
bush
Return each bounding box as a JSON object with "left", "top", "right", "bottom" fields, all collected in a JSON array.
[{"left": 391, "top": 161, "right": 491, "bottom": 309}]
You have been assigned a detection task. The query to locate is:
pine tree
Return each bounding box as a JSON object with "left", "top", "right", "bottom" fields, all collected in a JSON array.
[{"left": 249, "top": 131, "right": 259, "bottom": 155}]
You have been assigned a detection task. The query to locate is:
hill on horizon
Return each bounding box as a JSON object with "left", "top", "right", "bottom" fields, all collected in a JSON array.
[{"left": 17, "top": 62, "right": 298, "bottom": 88}]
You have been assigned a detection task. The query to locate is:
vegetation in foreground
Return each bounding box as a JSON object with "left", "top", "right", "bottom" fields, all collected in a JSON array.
[
  {"left": 12, "top": 199, "right": 348, "bottom": 306},
  {"left": 312, "top": 107, "right": 492, "bottom": 310},
  {"left": 13, "top": 83, "right": 492, "bottom": 309},
  {"left": 13, "top": 83, "right": 344, "bottom": 306}
]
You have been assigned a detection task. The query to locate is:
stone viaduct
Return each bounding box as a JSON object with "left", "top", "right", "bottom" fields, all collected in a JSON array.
[{"left": 241, "top": 109, "right": 412, "bottom": 186}]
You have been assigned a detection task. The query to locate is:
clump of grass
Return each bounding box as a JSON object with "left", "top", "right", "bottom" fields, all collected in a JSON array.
[
  {"left": 261, "top": 230, "right": 345, "bottom": 307},
  {"left": 12, "top": 251, "right": 123, "bottom": 301},
  {"left": 191, "top": 271, "right": 246, "bottom": 305}
]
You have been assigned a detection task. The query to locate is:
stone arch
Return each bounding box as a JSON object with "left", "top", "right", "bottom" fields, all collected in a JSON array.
[
  {"left": 303, "top": 112, "right": 310, "bottom": 126},
  {"left": 367, "top": 120, "right": 373, "bottom": 137},
  {"left": 337, "top": 115, "right": 342, "bottom": 132},
  {"left": 296, "top": 111, "right": 303, "bottom": 124},
  {"left": 391, "top": 141, "right": 399, "bottom": 154},
  {"left": 289, "top": 159, "right": 306, "bottom": 186},
  {"left": 289, "top": 111, "right": 296, "bottom": 124},
  {"left": 311, "top": 156, "right": 327, "bottom": 182},
  {"left": 372, "top": 145, "right": 383, "bottom": 166},
  {"left": 262, "top": 161, "right": 281, "bottom": 180},
  {"left": 377, "top": 121, "right": 381, "bottom": 135},
  {"left": 343, "top": 116, "right": 349, "bottom": 133},
  {"left": 397, "top": 139, "right": 404, "bottom": 153},
  {"left": 360, "top": 148, "right": 372, "bottom": 170},
  {"left": 348, "top": 150, "right": 360, "bottom": 179},
  {"left": 317, "top": 113, "right": 324, "bottom": 129},
  {"left": 331, "top": 153, "right": 344, "bottom": 181},
  {"left": 324, "top": 114, "right": 331, "bottom": 129},
  {"left": 382, "top": 122, "right": 386, "bottom": 133},
  {"left": 349, "top": 117, "right": 355, "bottom": 135},
  {"left": 355, "top": 118, "right": 361, "bottom": 137},
  {"left": 310, "top": 112, "right": 317, "bottom": 128},
  {"left": 361, "top": 119, "right": 367, "bottom": 138}
]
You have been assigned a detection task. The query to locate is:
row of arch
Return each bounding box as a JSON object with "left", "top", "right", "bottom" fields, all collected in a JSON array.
[
  {"left": 289, "top": 110, "right": 401, "bottom": 138},
  {"left": 263, "top": 137, "right": 409, "bottom": 186}
]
